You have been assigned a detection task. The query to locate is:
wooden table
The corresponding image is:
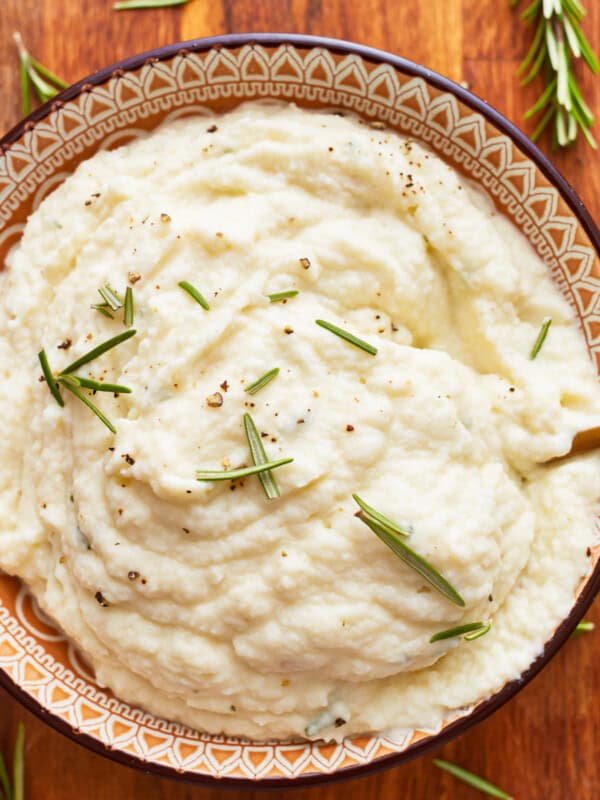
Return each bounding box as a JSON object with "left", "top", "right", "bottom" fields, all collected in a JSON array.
[{"left": 1, "top": 2, "right": 599, "bottom": 798}]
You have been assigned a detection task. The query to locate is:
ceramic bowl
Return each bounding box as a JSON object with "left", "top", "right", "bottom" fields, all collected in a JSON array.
[{"left": 1, "top": 33, "right": 599, "bottom": 787}]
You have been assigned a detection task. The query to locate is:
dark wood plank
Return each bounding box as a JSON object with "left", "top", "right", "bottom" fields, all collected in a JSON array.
[{"left": 0, "top": 1, "right": 599, "bottom": 797}]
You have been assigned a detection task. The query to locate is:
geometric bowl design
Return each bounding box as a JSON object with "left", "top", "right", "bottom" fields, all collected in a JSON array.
[{"left": 1, "top": 34, "right": 599, "bottom": 786}]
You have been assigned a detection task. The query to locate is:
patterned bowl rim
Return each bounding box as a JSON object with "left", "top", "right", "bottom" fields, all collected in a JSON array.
[{"left": 1, "top": 32, "right": 599, "bottom": 788}]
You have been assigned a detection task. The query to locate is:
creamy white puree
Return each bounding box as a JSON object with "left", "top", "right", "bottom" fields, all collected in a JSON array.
[{"left": 0, "top": 103, "right": 598, "bottom": 741}]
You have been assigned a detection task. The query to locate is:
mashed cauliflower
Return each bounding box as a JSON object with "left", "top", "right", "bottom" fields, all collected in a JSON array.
[{"left": 0, "top": 103, "right": 598, "bottom": 741}]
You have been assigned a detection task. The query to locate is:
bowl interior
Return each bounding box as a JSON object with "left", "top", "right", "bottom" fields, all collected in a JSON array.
[{"left": 1, "top": 35, "right": 599, "bottom": 786}]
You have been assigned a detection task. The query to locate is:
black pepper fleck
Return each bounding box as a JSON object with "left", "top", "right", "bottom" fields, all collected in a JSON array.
[
  {"left": 128, "top": 571, "right": 139, "bottom": 581},
  {"left": 57, "top": 339, "right": 72, "bottom": 350},
  {"left": 95, "top": 591, "right": 109, "bottom": 607}
]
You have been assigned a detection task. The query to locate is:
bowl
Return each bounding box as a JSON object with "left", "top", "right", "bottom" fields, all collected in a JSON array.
[{"left": 1, "top": 33, "right": 599, "bottom": 787}]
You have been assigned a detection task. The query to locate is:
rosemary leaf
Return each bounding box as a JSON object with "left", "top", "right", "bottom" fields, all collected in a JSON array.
[
  {"left": 430, "top": 621, "right": 486, "bottom": 643},
  {"left": 243, "top": 413, "right": 280, "bottom": 498},
  {"left": 60, "top": 329, "right": 136, "bottom": 374},
  {"left": 114, "top": 0, "right": 191, "bottom": 8},
  {"left": 315, "top": 319, "right": 377, "bottom": 356},
  {"left": 19, "top": 57, "right": 30, "bottom": 117},
  {"left": 98, "top": 285, "right": 123, "bottom": 311},
  {"left": 58, "top": 376, "right": 117, "bottom": 434},
  {"left": 245, "top": 367, "right": 279, "bottom": 395},
  {"left": 38, "top": 349, "right": 64, "bottom": 407},
  {"left": 268, "top": 290, "right": 299, "bottom": 303},
  {"left": 530, "top": 317, "right": 552, "bottom": 359},
  {"left": 196, "top": 458, "right": 293, "bottom": 482},
  {"left": 74, "top": 377, "right": 132, "bottom": 394},
  {"left": 464, "top": 620, "right": 492, "bottom": 640},
  {"left": 0, "top": 752, "right": 11, "bottom": 800},
  {"left": 356, "top": 511, "right": 465, "bottom": 607},
  {"left": 12, "top": 723, "right": 25, "bottom": 800},
  {"left": 352, "top": 494, "right": 411, "bottom": 538},
  {"left": 29, "top": 57, "right": 68, "bottom": 90},
  {"left": 571, "top": 619, "right": 595, "bottom": 637},
  {"left": 433, "top": 760, "right": 512, "bottom": 800},
  {"left": 92, "top": 303, "right": 115, "bottom": 319},
  {"left": 178, "top": 280, "right": 210, "bottom": 310},
  {"left": 124, "top": 286, "right": 134, "bottom": 327}
]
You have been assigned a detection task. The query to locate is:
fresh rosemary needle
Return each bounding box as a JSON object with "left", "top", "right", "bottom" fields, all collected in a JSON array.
[
  {"left": 178, "top": 280, "right": 210, "bottom": 310},
  {"left": 430, "top": 621, "right": 489, "bottom": 643},
  {"left": 60, "top": 329, "right": 137, "bottom": 374},
  {"left": 38, "top": 349, "right": 64, "bottom": 406},
  {"left": 530, "top": 317, "right": 552, "bottom": 359},
  {"left": 98, "top": 285, "right": 123, "bottom": 312},
  {"left": 572, "top": 619, "right": 595, "bottom": 637},
  {"left": 315, "top": 319, "right": 377, "bottom": 356},
  {"left": 124, "top": 286, "right": 134, "bottom": 327},
  {"left": 352, "top": 494, "right": 411, "bottom": 538},
  {"left": 0, "top": 746, "right": 12, "bottom": 800},
  {"left": 58, "top": 376, "right": 117, "bottom": 434},
  {"left": 196, "top": 458, "right": 293, "bottom": 482},
  {"left": 73, "top": 376, "right": 132, "bottom": 394},
  {"left": 268, "top": 290, "right": 299, "bottom": 303},
  {"left": 245, "top": 367, "right": 279, "bottom": 395},
  {"left": 12, "top": 723, "right": 25, "bottom": 800},
  {"left": 114, "top": 0, "right": 191, "bottom": 8},
  {"left": 92, "top": 303, "right": 115, "bottom": 319},
  {"left": 353, "top": 501, "right": 465, "bottom": 607},
  {"left": 434, "top": 759, "right": 512, "bottom": 800},
  {"left": 243, "top": 413, "right": 280, "bottom": 498}
]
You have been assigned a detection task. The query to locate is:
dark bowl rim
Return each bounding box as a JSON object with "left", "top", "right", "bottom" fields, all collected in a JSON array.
[{"left": 1, "top": 31, "right": 599, "bottom": 789}]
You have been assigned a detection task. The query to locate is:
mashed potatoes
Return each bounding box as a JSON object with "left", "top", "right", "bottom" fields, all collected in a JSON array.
[{"left": 0, "top": 104, "right": 598, "bottom": 741}]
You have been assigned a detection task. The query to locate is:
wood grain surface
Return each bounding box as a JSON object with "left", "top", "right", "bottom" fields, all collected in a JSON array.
[{"left": 1, "top": 2, "right": 599, "bottom": 798}]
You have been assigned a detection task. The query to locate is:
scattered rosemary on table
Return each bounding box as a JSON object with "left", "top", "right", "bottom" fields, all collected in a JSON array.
[
  {"left": 38, "top": 329, "right": 136, "bottom": 432},
  {"left": 0, "top": 723, "right": 25, "bottom": 800},
  {"left": 434, "top": 759, "right": 512, "bottom": 800},
  {"left": 196, "top": 458, "right": 293, "bottom": 482},
  {"left": 512, "top": 0, "right": 599, "bottom": 148},
  {"left": 245, "top": 367, "right": 279, "bottom": 395},
  {"left": 114, "top": 0, "right": 191, "bottom": 9},
  {"left": 243, "top": 413, "right": 281, "bottom": 498},
  {"left": 267, "top": 290, "right": 299, "bottom": 303},
  {"left": 13, "top": 32, "right": 67, "bottom": 117},
  {"left": 315, "top": 319, "right": 377, "bottom": 356},
  {"left": 430, "top": 621, "right": 491, "bottom": 643},
  {"left": 352, "top": 496, "right": 465, "bottom": 607},
  {"left": 530, "top": 317, "right": 552, "bottom": 359},
  {"left": 178, "top": 280, "right": 210, "bottom": 311}
]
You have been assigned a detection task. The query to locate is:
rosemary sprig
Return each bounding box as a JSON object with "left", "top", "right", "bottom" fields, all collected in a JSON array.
[
  {"left": 430, "top": 621, "right": 489, "bottom": 643},
  {"left": 114, "top": 0, "right": 191, "bottom": 8},
  {"left": 352, "top": 500, "right": 465, "bottom": 607},
  {"left": 434, "top": 759, "right": 512, "bottom": 799},
  {"left": 178, "top": 280, "right": 210, "bottom": 310},
  {"left": 124, "top": 287, "right": 134, "bottom": 327},
  {"left": 530, "top": 317, "right": 552, "bottom": 359},
  {"left": 13, "top": 32, "right": 68, "bottom": 117},
  {"left": 572, "top": 619, "right": 595, "bottom": 636},
  {"left": 38, "top": 349, "right": 64, "bottom": 407},
  {"left": 196, "top": 458, "right": 293, "bottom": 482},
  {"left": 58, "top": 376, "right": 116, "bottom": 434},
  {"left": 352, "top": 494, "right": 411, "bottom": 538},
  {"left": 245, "top": 367, "right": 279, "bottom": 395},
  {"left": 513, "top": 0, "right": 599, "bottom": 148},
  {"left": 315, "top": 319, "right": 377, "bottom": 356},
  {"left": 268, "top": 290, "right": 299, "bottom": 303},
  {"left": 60, "top": 329, "right": 136, "bottom": 374},
  {"left": 243, "top": 413, "right": 280, "bottom": 498}
]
